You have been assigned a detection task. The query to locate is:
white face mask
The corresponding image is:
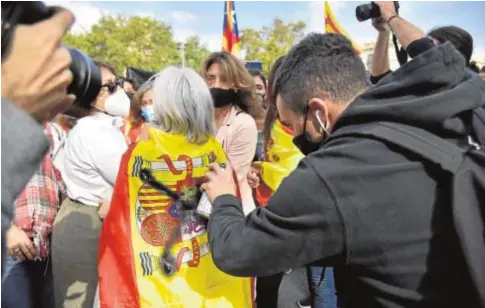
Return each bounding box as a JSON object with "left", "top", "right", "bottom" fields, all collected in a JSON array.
[{"left": 103, "top": 90, "right": 131, "bottom": 118}]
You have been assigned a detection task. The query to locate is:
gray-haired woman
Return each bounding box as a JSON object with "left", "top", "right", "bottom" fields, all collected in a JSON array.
[{"left": 97, "top": 66, "right": 253, "bottom": 307}]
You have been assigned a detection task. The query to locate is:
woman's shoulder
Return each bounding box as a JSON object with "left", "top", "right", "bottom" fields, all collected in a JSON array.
[{"left": 232, "top": 110, "right": 257, "bottom": 131}]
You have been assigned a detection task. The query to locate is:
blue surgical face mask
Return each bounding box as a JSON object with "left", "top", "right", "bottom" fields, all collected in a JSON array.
[{"left": 141, "top": 105, "right": 155, "bottom": 122}]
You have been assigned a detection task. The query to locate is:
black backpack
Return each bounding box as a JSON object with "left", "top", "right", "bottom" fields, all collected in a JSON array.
[{"left": 329, "top": 109, "right": 485, "bottom": 306}]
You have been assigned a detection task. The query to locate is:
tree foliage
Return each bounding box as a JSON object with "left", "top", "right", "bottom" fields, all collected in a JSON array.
[
  {"left": 241, "top": 18, "right": 306, "bottom": 75},
  {"left": 64, "top": 14, "right": 308, "bottom": 77},
  {"left": 64, "top": 15, "right": 210, "bottom": 75}
]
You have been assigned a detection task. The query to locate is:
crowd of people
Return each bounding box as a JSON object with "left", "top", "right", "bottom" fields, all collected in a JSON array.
[{"left": 2, "top": 1, "right": 485, "bottom": 308}]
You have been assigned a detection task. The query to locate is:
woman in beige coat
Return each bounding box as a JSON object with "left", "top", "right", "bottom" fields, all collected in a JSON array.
[{"left": 201, "top": 52, "right": 261, "bottom": 215}]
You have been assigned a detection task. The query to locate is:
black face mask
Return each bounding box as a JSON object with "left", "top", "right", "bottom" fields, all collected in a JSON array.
[
  {"left": 210, "top": 88, "right": 237, "bottom": 108},
  {"left": 292, "top": 108, "right": 324, "bottom": 155}
]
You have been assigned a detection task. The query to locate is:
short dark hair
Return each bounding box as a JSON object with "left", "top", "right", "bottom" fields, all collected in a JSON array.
[
  {"left": 427, "top": 26, "right": 473, "bottom": 66},
  {"left": 94, "top": 60, "right": 117, "bottom": 76},
  {"left": 249, "top": 70, "right": 267, "bottom": 90},
  {"left": 274, "top": 33, "right": 369, "bottom": 115}
]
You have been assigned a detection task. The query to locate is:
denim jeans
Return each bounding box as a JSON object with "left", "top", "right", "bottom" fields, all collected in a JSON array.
[
  {"left": 306, "top": 266, "right": 337, "bottom": 308},
  {"left": 1, "top": 255, "right": 54, "bottom": 308}
]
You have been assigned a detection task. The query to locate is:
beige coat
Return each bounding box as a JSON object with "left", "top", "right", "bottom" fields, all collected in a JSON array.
[{"left": 216, "top": 106, "right": 257, "bottom": 215}]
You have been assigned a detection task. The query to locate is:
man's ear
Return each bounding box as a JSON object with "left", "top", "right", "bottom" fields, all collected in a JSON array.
[{"left": 308, "top": 97, "right": 329, "bottom": 130}]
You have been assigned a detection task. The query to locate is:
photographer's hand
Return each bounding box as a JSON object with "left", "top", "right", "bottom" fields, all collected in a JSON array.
[
  {"left": 372, "top": 17, "right": 390, "bottom": 33},
  {"left": 374, "top": 2, "right": 425, "bottom": 50},
  {"left": 1, "top": 9, "right": 76, "bottom": 124}
]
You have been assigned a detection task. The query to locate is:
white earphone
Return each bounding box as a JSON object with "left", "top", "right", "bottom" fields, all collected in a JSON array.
[{"left": 315, "top": 110, "right": 329, "bottom": 134}]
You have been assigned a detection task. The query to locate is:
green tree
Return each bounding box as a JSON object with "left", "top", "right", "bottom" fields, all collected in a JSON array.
[
  {"left": 184, "top": 36, "right": 211, "bottom": 71},
  {"left": 241, "top": 18, "right": 306, "bottom": 75},
  {"left": 64, "top": 15, "right": 209, "bottom": 75}
]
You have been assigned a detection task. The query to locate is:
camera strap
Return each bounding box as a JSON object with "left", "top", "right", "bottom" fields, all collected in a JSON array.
[
  {"left": 138, "top": 168, "right": 200, "bottom": 276},
  {"left": 392, "top": 33, "right": 408, "bottom": 66}
]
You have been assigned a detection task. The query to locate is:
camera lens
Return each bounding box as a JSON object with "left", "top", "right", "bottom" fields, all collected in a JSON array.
[
  {"left": 355, "top": 3, "right": 380, "bottom": 22},
  {"left": 67, "top": 47, "right": 102, "bottom": 110}
]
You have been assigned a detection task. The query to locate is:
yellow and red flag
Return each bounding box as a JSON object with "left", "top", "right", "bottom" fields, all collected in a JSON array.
[
  {"left": 325, "top": 2, "right": 362, "bottom": 55},
  {"left": 222, "top": 1, "right": 241, "bottom": 57},
  {"left": 255, "top": 120, "right": 304, "bottom": 206},
  {"left": 98, "top": 128, "right": 254, "bottom": 307}
]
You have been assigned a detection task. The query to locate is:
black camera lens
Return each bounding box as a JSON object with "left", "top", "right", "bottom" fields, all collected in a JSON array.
[
  {"left": 67, "top": 48, "right": 101, "bottom": 109},
  {"left": 356, "top": 2, "right": 400, "bottom": 22},
  {"left": 1, "top": 2, "right": 102, "bottom": 112},
  {"left": 355, "top": 2, "right": 381, "bottom": 22}
]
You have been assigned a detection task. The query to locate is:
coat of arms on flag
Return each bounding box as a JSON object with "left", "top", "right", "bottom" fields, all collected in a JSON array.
[{"left": 98, "top": 128, "right": 254, "bottom": 307}]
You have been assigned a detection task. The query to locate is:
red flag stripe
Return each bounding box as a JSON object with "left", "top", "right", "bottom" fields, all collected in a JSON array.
[{"left": 99, "top": 144, "right": 140, "bottom": 307}]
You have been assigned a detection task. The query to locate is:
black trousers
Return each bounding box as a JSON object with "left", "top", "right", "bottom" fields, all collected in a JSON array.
[{"left": 255, "top": 272, "right": 285, "bottom": 308}]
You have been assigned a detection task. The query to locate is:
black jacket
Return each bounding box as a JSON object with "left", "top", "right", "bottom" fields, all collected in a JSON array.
[{"left": 207, "top": 43, "right": 485, "bottom": 308}]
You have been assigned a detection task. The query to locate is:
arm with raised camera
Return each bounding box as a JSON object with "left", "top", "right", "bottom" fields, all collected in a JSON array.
[
  {"left": 370, "top": 17, "right": 392, "bottom": 84},
  {"left": 360, "top": 1, "right": 435, "bottom": 83},
  {"left": 374, "top": 2, "right": 428, "bottom": 52}
]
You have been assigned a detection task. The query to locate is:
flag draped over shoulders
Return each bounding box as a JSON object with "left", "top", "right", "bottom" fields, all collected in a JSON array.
[
  {"left": 98, "top": 128, "right": 253, "bottom": 308},
  {"left": 256, "top": 120, "right": 304, "bottom": 206}
]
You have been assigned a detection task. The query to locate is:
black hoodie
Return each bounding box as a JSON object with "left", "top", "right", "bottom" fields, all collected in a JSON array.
[{"left": 207, "top": 43, "right": 485, "bottom": 308}]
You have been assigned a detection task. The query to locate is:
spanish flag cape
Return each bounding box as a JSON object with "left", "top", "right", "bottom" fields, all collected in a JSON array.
[
  {"left": 98, "top": 128, "right": 254, "bottom": 307},
  {"left": 255, "top": 120, "right": 304, "bottom": 206},
  {"left": 121, "top": 120, "right": 144, "bottom": 144}
]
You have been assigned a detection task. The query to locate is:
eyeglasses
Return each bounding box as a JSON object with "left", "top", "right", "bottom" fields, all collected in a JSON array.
[{"left": 101, "top": 78, "right": 124, "bottom": 94}]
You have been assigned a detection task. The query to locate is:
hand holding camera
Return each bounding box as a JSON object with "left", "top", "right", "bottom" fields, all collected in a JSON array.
[
  {"left": 373, "top": 2, "right": 399, "bottom": 23},
  {"left": 372, "top": 17, "right": 390, "bottom": 33},
  {"left": 356, "top": 1, "right": 399, "bottom": 23},
  {"left": 1, "top": 9, "right": 75, "bottom": 124},
  {"left": 2, "top": 2, "right": 103, "bottom": 123}
]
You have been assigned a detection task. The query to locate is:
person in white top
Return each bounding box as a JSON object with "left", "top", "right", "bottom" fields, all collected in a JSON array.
[{"left": 51, "top": 61, "right": 130, "bottom": 308}]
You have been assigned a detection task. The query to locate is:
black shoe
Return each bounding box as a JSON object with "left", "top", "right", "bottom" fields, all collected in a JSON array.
[{"left": 297, "top": 296, "right": 311, "bottom": 308}]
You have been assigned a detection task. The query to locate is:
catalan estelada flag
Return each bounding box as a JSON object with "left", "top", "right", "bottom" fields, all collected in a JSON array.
[
  {"left": 325, "top": 2, "right": 362, "bottom": 55},
  {"left": 98, "top": 128, "right": 254, "bottom": 307},
  {"left": 255, "top": 120, "right": 304, "bottom": 206},
  {"left": 222, "top": 1, "right": 241, "bottom": 57}
]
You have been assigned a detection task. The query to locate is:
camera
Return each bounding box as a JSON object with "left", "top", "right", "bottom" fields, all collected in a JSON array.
[
  {"left": 1, "top": 1, "right": 101, "bottom": 110},
  {"left": 355, "top": 1, "right": 400, "bottom": 22}
]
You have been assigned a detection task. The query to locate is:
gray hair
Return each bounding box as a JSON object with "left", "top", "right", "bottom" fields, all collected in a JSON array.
[{"left": 152, "top": 66, "right": 215, "bottom": 144}]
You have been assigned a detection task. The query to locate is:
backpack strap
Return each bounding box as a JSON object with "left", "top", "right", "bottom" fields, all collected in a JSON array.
[
  {"left": 331, "top": 121, "right": 485, "bottom": 306},
  {"left": 329, "top": 122, "right": 466, "bottom": 174}
]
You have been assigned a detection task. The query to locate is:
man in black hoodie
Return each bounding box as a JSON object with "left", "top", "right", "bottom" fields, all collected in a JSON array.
[{"left": 202, "top": 2, "right": 484, "bottom": 307}]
